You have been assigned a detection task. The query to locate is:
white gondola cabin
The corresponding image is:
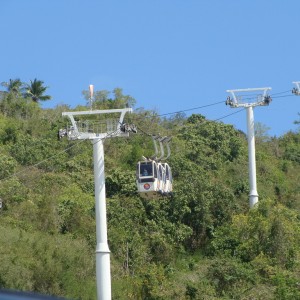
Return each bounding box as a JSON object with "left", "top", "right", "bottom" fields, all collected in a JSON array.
[
  {"left": 136, "top": 160, "right": 173, "bottom": 198},
  {"left": 136, "top": 135, "right": 173, "bottom": 198},
  {"left": 136, "top": 161, "right": 162, "bottom": 198}
]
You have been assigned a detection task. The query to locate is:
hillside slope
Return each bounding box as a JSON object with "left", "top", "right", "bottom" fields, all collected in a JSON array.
[{"left": 0, "top": 91, "right": 300, "bottom": 299}]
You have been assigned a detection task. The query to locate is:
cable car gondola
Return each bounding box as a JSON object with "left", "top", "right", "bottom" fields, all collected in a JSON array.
[
  {"left": 136, "top": 160, "right": 162, "bottom": 198},
  {"left": 136, "top": 136, "right": 172, "bottom": 198}
]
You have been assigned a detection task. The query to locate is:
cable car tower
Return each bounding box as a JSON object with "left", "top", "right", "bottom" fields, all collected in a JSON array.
[
  {"left": 61, "top": 85, "right": 136, "bottom": 300},
  {"left": 292, "top": 81, "right": 300, "bottom": 95},
  {"left": 226, "top": 87, "right": 272, "bottom": 209}
]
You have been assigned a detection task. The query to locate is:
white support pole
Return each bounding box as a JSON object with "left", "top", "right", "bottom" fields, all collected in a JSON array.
[
  {"left": 246, "top": 107, "right": 258, "bottom": 208},
  {"left": 62, "top": 105, "right": 134, "bottom": 299},
  {"left": 226, "top": 87, "right": 271, "bottom": 209},
  {"left": 93, "top": 138, "right": 111, "bottom": 300}
]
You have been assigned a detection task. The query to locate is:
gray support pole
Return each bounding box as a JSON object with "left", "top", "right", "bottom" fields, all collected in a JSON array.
[
  {"left": 246, "top": 107, "right": 258, "bottom": 208},
  {"left": 93, "top": 139, "right": 111, "bottom": 300}
]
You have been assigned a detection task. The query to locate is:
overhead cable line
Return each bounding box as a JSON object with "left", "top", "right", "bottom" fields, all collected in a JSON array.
[
  {"left": 156, "top": 100, "right": 225, "bottom": 117},
  {"left": 0, "top": 129, "right": 120, "bottom": 186},
  {"left": 135, "top": 108, "right": 245, "bottom": 137},
  {"left": 0, "top": 139, "right": 85, "bottom": 185},
  {"left": 213, "top": 108, "right": 245, "bottom": 121},
  {"left": 271, "top": 94, "right": 295, "bottom": 100},
  {"left": 142, "top": 88, "right": 294, "bottom": 120},
  {"left": 270, "top": 90, "right": 291, "bottom": 96}
]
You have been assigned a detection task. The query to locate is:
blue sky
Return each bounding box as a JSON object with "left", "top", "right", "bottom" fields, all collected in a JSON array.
[{"left": 1, "top": 0, "right": 300, "bottom": 136}]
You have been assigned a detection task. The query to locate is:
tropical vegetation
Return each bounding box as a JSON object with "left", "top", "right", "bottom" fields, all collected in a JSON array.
[{"left": 0, "top": 79, "right": 300, "bottom": 299}]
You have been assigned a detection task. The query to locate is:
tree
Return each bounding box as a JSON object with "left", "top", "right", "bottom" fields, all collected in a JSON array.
[
  {"left": 293, "top": 112, "right": 300, "bottom": 126},
  {"left": 82, "top": 87, "right": 136, "bottom": 109},
  {"left": 255, "top": 122, "right": 271, "bottom": 143},
  {"left": 25, "top": 79, "right": 51, "bottom": 102},
  {"left": 0, "top": 79, "right": 36, "bottom": 118},
  {"left": 1, "top": 78, "right": 24, "bottom": 95}
]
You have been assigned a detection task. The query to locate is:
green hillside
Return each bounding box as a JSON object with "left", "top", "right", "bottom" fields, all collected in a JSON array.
[{"left": 1, "top": 82, "right": 300, "bottom": 299}]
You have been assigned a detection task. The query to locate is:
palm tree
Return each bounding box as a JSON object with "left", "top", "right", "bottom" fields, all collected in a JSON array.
[
  {"left": 1, "top": 78, "right": 24, "bottom": 95},
  {"left": 25, "top": 78, "right": 51, "bottom": 102}
]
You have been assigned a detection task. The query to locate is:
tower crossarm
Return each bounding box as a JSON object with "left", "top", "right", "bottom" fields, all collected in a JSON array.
[
  {"left": 62, "top": 108, "right": 133, "bottom": 140},
  {"left": 226, "top": 87, "right": 272, "bottom": 108}
]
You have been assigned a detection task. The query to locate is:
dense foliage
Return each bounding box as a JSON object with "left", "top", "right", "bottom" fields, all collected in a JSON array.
[{"left": 1, "top": 81, "right": 300, "bottom": 299}]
